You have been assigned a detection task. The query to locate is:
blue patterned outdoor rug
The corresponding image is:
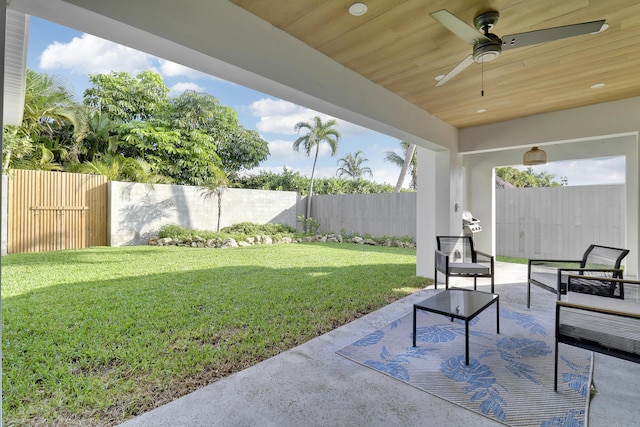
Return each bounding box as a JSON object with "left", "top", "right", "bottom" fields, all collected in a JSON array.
[{"left": 337, "top": 295, "right": 592, "bottom": 427}]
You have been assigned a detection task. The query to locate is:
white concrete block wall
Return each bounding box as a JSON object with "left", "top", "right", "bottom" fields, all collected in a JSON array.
[
  {"left": 310, "top": 192, "right": 416, "bottom": 238},
  {"left": 108, "top": 181, "right": 298, "bottom": 246}
]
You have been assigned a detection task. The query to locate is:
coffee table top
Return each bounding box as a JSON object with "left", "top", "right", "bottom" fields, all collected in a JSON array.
[{"left": 414, "top": 288, "right": 497, "bottom": 319}]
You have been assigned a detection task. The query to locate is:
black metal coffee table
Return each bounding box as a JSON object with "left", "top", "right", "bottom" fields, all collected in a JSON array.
[{"left": 412, "top": 288, "right": 499, "bottom": 365}]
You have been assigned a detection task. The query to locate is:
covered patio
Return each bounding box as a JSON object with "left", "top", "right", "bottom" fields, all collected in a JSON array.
[{"left": 2, "top": 0, "right": 639, "bottom": 424}]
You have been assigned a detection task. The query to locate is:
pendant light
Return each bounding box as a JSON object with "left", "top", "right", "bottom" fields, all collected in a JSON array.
[{"left": 523, "top": 147, "right": 547, "bottom": 165}]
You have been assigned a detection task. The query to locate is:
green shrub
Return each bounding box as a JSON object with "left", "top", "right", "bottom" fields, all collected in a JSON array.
[
  {"left": 158, "top": 224, "right": 192, "bottom": 240},
  {"left": 159, "top": 222, "right": 297, "bottom": 242},
  {"left": 221, "top": 222, "right": 296, "bottom": 235}
]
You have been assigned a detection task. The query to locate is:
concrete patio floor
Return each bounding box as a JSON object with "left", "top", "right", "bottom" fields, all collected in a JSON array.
[{"left": 120, "top": 262, "right": 639, "bottom": 427}]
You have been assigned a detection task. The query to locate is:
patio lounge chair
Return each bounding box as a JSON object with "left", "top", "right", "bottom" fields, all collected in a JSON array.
[
  {"left": 555, "top": 275, "right": 640, "bottom": 391},
  {"left": 435, "top": 235, "right": 495, "bottom": 293},
  {"left": 527, "top": 244, "right": 629, "bottom": 308}
]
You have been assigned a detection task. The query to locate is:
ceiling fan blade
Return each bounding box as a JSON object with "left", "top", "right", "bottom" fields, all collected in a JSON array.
[
  {"left": 430, "top": 9, "right": 491, "bottom": 45},
  {"left": 502, "top": 20, "right": 606, "bottom": 50},
  {"left": 435, "top": 55, "right": 474, "bottom": 87}
]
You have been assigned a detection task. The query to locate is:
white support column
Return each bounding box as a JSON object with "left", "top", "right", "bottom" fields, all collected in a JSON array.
[{"left": 416, "top": 147, "right": 452, "bottom": 278}]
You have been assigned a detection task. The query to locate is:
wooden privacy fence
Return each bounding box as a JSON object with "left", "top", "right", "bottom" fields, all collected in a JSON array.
[{"left": 8, "top": 170, "right": 107, "bottom": 253}]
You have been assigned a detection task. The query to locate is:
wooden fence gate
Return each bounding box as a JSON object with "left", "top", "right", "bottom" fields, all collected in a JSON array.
[{"left": 7, "top": 170, "right": 107, "bottom": 253}]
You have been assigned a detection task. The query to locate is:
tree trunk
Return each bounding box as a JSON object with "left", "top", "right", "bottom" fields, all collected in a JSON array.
[
  {"left": 216, "top": 189, "right": 223, "bottom": 232},
  {"left": 394, "top": 143, "right": 416, "bottom": 192},
  {"left": 305, "top": 144, "right": 320, "bottom": 230}
]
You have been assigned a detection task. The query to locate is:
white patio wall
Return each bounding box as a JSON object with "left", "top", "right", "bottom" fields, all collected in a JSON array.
[{"left": 108, "top": 181, "right": 298, "bottom": 246}]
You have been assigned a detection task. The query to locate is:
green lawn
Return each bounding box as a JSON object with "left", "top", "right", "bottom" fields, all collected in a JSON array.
[{"left": 2, "top": 243, "right": 429, "bottom": 426}]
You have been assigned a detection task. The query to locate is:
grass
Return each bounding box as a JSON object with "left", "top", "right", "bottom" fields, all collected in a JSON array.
[
  {"left": 496, "top": 255, "right": 528, "bottom": 264},
  {"left": 1, "top": 243, "right": 429, "bottom": 426}
]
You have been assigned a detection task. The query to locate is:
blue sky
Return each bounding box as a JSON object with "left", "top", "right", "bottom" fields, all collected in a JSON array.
[{"left": 27, "top": 17, "right": 625, "bottom": 187}]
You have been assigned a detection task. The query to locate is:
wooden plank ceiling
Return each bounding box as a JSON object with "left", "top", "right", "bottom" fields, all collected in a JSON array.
[{"left": 229, "top": 0, "right": 640, "bottom": 129}]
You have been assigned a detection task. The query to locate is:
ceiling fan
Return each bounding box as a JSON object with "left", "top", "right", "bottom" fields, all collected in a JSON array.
[{"left": 431, "top": 9, "right": 606, "bottom": 87}]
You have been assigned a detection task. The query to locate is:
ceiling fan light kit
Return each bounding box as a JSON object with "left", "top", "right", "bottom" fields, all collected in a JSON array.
[
  {"left": 431, "top": 9, "right": 606, "bottom": 88},
  {"left": 523, "top": 147, "right": 547, "bottom": 165}
]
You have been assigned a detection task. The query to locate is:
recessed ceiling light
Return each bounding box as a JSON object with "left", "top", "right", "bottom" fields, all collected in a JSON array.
[
  {"left": 591, "top": 83, "right": 606, "bottom": 89},
  {"left": 476, "top": 108, "right": 487, "bottom": 113},
  {"left": 348, "top": 3, "right": 368, "bottom": 16},
  {"left": 434, "top": 74, "right": 446, "bottom": 81}
]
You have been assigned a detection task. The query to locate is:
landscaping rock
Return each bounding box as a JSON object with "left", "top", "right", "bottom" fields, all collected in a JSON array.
[
  {"left": 149, "top": 230, "right": 414, "bottom": 251},
  {"left": 221, "top": 238, "right": 238, "bottom": 248},
  {"left": 156, "top": 237, "right": 174, "bottom": 246}
]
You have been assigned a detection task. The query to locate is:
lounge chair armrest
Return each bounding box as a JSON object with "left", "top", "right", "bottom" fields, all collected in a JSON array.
[
  {"left": 558, "top": 267, "right": 623, "bottom": 277},
  {"left": 528, "top": 259, "right": 582, "bottom": 282},
  {"left": 557, "top": 298, "right": 640, "bottom": 318},
  {"left": 567, "top": 275, "right": 637, "bottom": 285},
  {"left": 528, "top": 259, "right": 582, "bottom": 268},
  {"left": 435, "top": 250, "right": 448, "bottom": 274}
]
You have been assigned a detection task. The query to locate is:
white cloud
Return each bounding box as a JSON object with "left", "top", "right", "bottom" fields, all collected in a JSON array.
[
  {"left": 40, "top": 33, "right": 155, "bottom": 75},
  {"left": 250, "top": 99, "right": 316, "bottom": 134},
  {"left": 373, "top": 168, "right": 401, "bottom": 187},
  {"left": 169, "top": 82, "right": 205, "bottom": 97},
  {"left": 248, "top": 98, "right": 370, "bottom": 136},
  {"left": 39, "top": 34, "right": 216, "bottom": 82},
  {"left": 267, "top": 139, "right": 298, "bottom": 162},
  {"left": 251, "top": 98, "right": 301, "bottom": 117},
  {"left": 159, "top": 60, "right": 210, "bottom": 79}
]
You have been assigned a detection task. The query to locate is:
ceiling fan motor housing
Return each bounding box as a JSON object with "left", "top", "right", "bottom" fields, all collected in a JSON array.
[
  {"left": 473, "top": 34, "right": 502, "bottom": 63},
  {"left": 473, "top": 10, "right": 502, "bottom": 63}
]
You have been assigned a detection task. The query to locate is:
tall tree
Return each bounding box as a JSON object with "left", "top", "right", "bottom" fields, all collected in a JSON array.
[
  {"left": 163, "top": 90, "right": 269, "bottom": 179},
  {"left": 336, "top": 150, "right": 372, "bottom": 179},
  {"left": 84, "top": 71, "right": 169, "bottom": 122},
  {"left": 293, "top": 116, "right": 341, "bottom": 220},
  {"left": 81, "top": 76, "right": 269, "bottom": 186},
  {"left": 496, "top": 166, "right": 561, "bottom": 187},
  {"left": 385, "top": 141, "right": 417, "bottom": 191}
]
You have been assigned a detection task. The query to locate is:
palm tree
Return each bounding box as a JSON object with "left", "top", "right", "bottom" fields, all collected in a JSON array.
[
  {"left": 3, "top": 69, "right": 85, "bottom": 171},
  {"left": 22, "top": 69, "right": 82, "bottom": 138},
  {"left": 80, "top": 109, "right": 119, "bottom": 162},
  {"left": 67, "top": 153, "right": 173, "bottom": 183},
  {"left": 336, "top": 150, "right": 372, "bottom": 179},
  {"left": 385, "top": 141, "right": 417, "bottom": 191},
  {"left": 293, "top": 116, "right": 341, "bottom": 220}
]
